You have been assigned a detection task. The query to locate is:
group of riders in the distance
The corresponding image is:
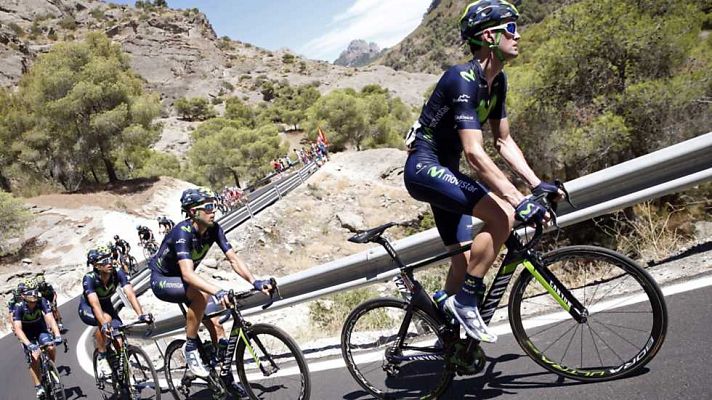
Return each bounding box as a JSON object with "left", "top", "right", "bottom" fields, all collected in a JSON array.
[{"left": 4, "top": 1, "right": 667, "bottom": 399}]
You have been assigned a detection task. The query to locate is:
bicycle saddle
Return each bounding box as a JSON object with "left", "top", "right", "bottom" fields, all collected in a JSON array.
[{"left": 348, "top": 222, "right": 397, "bottom": 243}]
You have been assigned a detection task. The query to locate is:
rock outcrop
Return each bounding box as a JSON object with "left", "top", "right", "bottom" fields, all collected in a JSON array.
[{"left": 334, "top": 39, "right": 382, "bottom": 67}]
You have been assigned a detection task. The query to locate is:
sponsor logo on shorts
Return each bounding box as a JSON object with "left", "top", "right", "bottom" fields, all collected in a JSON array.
[
  {"left": 455, "top": 114, "right": 474, "bottom": 121},
  {"left": 427, "top": 166, "right": 479, "bottom": 193},
  {"left": 158, "top": 280, "right": 184, "bottom": 289}
]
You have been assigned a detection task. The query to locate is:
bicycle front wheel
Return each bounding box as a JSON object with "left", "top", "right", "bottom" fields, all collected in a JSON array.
[
  {"left": 509, "top": 245, "right": 668, "bottom": 381},
  {"left": 45, "top": 359, "right": 66, "bottom": 400},
  {"left": 125, "top": 345, "right": 161, "bottom": 399},
  {"left": 236, "top": 323, "right": 311, "bottom": 400},
  {"left": 341, "top": 297, "right": 453, "bottom": 400}
]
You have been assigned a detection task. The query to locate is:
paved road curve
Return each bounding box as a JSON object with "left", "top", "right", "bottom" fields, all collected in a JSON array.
[
  {"left": 309, "top": 281, "right": 712, "bottom": 400},
  {"left": 2, "top": 278, "right": 709, "bottom": 399}
]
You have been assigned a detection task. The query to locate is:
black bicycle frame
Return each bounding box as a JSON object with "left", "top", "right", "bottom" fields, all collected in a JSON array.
[{"left": 379, "top": 230, "right": 591, "bottom": 363}]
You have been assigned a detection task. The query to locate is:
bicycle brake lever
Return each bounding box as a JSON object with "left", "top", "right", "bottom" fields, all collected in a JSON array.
[{"left": 554, "top": 179, "right": 575, "bottom": 209}]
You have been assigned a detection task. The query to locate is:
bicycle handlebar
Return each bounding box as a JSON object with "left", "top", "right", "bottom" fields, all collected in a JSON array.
[
  {"left": 218, "top": 278, "right": 280, "bottom": 324},
  {"left": 516, "top": 180, "right": 575, "bottom": 250}
]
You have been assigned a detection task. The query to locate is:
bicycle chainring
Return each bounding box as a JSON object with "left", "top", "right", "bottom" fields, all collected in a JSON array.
[{"left": 447, "top": 340, "right": 486, "bottom": 376}]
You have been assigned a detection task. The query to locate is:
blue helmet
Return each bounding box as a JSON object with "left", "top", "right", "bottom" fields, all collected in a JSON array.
[
  {"left": 180, "top": 187, "right": 215, "bottom": 211},
  {"left": 460, "top": 0, "right": 520, "bottom": 43},
  {"left": 86, "top": 249, "right": 100, "bottom": 265}
]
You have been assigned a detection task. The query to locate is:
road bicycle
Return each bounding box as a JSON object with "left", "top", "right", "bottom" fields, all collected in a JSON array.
[
  {"left": 340, "top": 185, "right": 668, "bottom": 399},
  {"left": 141, "top": 240, "right": 159, "bottom": 261},
  {"left": 164, "top": 280, "right": 311, "bottom": 400},
  {"left": 37, "top": 339, "right": 68, "bottom": 400},
  {"left": 92, "top": 319, "right": 160, "bottom": 400}
]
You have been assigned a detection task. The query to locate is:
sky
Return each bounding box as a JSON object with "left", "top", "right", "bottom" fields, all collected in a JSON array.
[{"left": 109, "top": 0, "right": 431, "bottom": 62}]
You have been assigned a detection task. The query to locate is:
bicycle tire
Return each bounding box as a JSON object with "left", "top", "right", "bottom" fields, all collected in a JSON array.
[
  {"left": 235, "top": 323, "right": 311, "bottom": 400},
  {"left": 164, "top": 339, "right": 192, "bottom": 400},
  {"left": 125, "top": 345, "right": 161, "bottom": 399},
  {"left": 45, "top": 359, "right": 66, "bottom": 400},
  {"left": 340, "top": 297, "right": 453, "bottom": 400},
  {"left": 93, "top": 348, "right": 120, "bottom": 398},
  {"left": 509, "top": 245, "right": 668, "bottom": 382}
]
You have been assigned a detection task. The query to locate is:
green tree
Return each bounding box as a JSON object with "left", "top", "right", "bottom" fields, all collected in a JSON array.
[
  {"left": 174, "top": 97, "right": 216, "bottom": 121},
  {"left": 0, "top": 191, "right": 32, "bottom": 256},
  {"left": 13, "top": 32, "right": 160, "bottom": 189},
  {"left": 304, "top": 90, "right": 368, "bottom": 151},
  {"left": 188, "top": 122, "right": 287, "bottom": 188}
]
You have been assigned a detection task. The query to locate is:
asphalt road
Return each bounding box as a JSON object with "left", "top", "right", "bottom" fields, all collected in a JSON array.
[
  {"left": 1, "top": 277, "right": 709, "bottom": 400},
  {"left": 309, "top": 282, "right": 712, "bottom": 400}
]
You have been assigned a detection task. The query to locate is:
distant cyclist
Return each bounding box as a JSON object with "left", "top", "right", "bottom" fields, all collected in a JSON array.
[
  {"left": 113, "top": 235, "right": 131, "bottom": 258},
  {"left": 157, "top": 215, "right": 175, "bottom": 235},
  {"left": 6, "top": 282, "right": 25, "bottom": 330},
  {"left": 403, "top": 0, "right": 563, "bottom": 343},
  {"left": 35, "top": 275, "right": 64, "bottom": 332},
  {"left": 78, "top": 245, "right": 152, "bottom": 378},
  {"left": 149, "top": 187, "right": 272, "bottom": 388},
  {"left": 136, "top": 225, "right": 155, "bottom": 247},
  {"left": 13, "top": 286, "right": 63, "bottom": 398}
]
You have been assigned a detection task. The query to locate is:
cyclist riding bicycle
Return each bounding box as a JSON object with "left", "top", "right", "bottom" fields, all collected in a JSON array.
[
  {"left": 403, "top": 0, "right": 563, "bottom": 343},
  {"left": 136, "top": 225, "right": 154, "bottom": 247},
  {"left": 34, "top": 275, "right": 64, "bottom": 332},
  {"left": 157, "top": 215, "right": 175, "bottom": 235},
  {"left": 6, "top": 282, "right": 25, "bottom": 330},
  {"left": 13, "top": 287, "right": 63, "bottom": 398},
  {"left": 78, "top": 245, "right": 153, "bottom": 379},
  {"left": 149, "top": 187, "right": 272, "bottom": 382},
  {"left": 111, "top": 235, "right": 132, "bottom": 274},
  {"left": 113, "top": 235, "right": 131, "bottom": 258}
]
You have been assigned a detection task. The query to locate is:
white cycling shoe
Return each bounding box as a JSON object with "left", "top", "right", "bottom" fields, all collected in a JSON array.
[
  {"left": 183, "top": 343, "right": 210, "bottom": 378},
  {"left": 444, "top": 296, "right": 497, "bottom": 343},
  {"left": 96, "top": 355, "right": 112, "bottom": 379}
]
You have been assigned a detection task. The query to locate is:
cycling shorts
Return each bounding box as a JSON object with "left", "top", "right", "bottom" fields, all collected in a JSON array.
[
  {"left": 22, "top": 332, "right": 53, "bottom": 364},
  {"left": 151, "top": 270, "right": 225, "bottom": 316},
  {"left": 404, "top": 149, "right": 489, "bottom": 246},
  {"left": 77, "top": 297, "right": 122, "bottom": 327}
]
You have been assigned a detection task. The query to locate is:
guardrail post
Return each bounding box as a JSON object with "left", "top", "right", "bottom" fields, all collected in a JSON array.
[
  {"left": 245, "top": 201, "right": 255, "bottom": 219},
  {"left": 274, "top": 184, "right": 282, "bottom": 199}
]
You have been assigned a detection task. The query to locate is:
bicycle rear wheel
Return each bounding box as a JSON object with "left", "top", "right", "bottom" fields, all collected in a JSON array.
[
  {"left": 509, "top": 245, "right": 667, "bottom": 381},
  {"left": 45, "top": 359, "right": 66, "bottom": 400},
  {"left": 236, "top": 323, "right": 311, "bottom": 400},
  {"left": 125, "top": 345, "right": 161, "bottom": 399},
  {"left": 341, "top": 297, "right": 453, "bottom": 400}
]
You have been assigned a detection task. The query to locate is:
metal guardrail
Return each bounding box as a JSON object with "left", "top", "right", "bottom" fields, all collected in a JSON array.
[{"left": 125, "top": 132, "right": 712, "bottom": 339}]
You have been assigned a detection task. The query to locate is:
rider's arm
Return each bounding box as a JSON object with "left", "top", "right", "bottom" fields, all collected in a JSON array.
[
  {"left": 41, "top": 299, "right": 60, "bottom": 337},
  {"left": 224, "top": 249, "right": 256, "bottom": 284},
  {"left": 117, "top": 270, "right": 144, "bottom": 316},
  {"left": 13, "top": 320, "right": 31, "bottom": 346},
  {"left": 87, "top": 293, "right": 112, "bottom": 325},
  {"left": 178, "top": 260, "right": 221, "bottom": 295},
  {"left": 459, "top": 128, "right": 524, "bottom": 207},
  {"left": 489, "top": 118, "right": 541, "bottom": 189}
]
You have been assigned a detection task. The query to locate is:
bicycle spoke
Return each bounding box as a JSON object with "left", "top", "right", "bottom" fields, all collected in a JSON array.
[
  {"left": 586, "top": 322, "right": 605, "bottom": 367},
  {"left": 586, "top": 322, "right": 625, "bottom": 363}
]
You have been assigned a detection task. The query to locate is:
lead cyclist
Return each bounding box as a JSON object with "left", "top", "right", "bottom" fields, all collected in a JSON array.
[{"left": 403, "top": 0, "right": 564, "bottom": 343}]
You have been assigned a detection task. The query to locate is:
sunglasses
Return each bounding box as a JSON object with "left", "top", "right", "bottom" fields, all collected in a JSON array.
[
  {"left": 96, "top": 257, "right": 113, "bottom": 266},
  {"left": 192, "top": 202, "right": 216, "bottom": 213},
  {"left": 478, "top": 21, "right": 517, "bottom": 36}
]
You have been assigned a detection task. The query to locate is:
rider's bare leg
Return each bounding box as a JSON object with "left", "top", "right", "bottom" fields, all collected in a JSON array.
[
  {"left": 186, "top": 286, "right": 208, "bottom": 338},
  {"left": 468, "top": 193, "right": 514, "bottom": 278}
]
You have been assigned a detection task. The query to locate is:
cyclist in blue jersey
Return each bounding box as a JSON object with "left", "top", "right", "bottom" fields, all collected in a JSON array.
[
  {"left": 13, "top": 287, "right": 63, "bottom": 398},
  {"left": 150, "top": 187, "right": 272, "bottom": 379},
  {"left": 6, "top": 282, "right": 26, "bottom": 331},
  {"left": 404, "top": 0, "right": 563, "bottom": 343},
  {"left": 78, "top": 245, "right": 152, "bottom": 378}
]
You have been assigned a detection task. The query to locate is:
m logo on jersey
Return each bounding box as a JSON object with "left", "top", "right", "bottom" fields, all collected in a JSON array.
[
  {"left": 476, "top": 95, "right": 498, "bottom": 123},
  {"left": 453, "top": 94, "right": 470, "bottom": 103},
  {"left": 460, "top": 69, "right": 476, "bottom": 82}
]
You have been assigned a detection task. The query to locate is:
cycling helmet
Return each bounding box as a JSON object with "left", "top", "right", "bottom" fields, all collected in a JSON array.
[
  {"left": 180, "top": 187, "right": 215, "bottom": 211},
  {"left": 135, "top": 224, "right": 142, "bottom": 230},
  {"left": 114, "top": 235, "right": 120, "bottom": 240},
  {"left": 86, "top": 249, "right": 99, "bottom": 265},
  {"left": 17, "top": 282, "right": 27, "bottom": 293},
  {"left": 95, "top": 244, "right": 112, "bottom": 258},
  {"left": 22, "top": 277, "right": 38, "bottom": 290},
  {"left": 459, "top": 0, "right": 520, "bottom": 43},
  {"left": 35, "top": 275, "right": 46, "bottom": 284}
]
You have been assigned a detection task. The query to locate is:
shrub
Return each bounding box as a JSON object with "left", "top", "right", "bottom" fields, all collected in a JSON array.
[
  {"left": 8, "top": 22, "right": 24, "bottom": 36},
  {"left": 308, "top": 288, "right": 378, "bottom": 333},
  {"left": 0, "top": 191, "right": 32, "bottom": 256},
  {"left": 282, "top": 53, "right": 295, "bottom": 64},
  {"left": 173, "top": 97, "right": 216, "bottom": 121},
  {"left": 58, "top": 15, "right": 77, "bottom": 30}
]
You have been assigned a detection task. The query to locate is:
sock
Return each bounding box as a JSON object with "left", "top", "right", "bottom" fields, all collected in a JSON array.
[
  {"left": 185, "top": 337, "right": 200, "bottom": 352},
  {"left": 455, "top": 273, "right": 484, "bottom": 307},
  {"left": 97, "top": 351, "right": 107, "bottom": 359}
]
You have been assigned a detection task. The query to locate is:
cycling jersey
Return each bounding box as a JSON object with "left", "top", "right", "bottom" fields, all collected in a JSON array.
[
  {"left": 13, "top": 298, "right": 52, "bottom": 334},
  {"left": 114, "top": 239, "right": 130, "bottom": 255},
  {"left": 149, "top": 220, "right": 232, "bottom": 277},
  {"left": 412, "top": 60, "right": 507, "bottom": 169},
  {"left": 404, "top": 60, "right": 507, "bottom": 245},
  {"left": 37, "top": 282, "right": 56, "bottom": 304},
  {"left": 7, "top": 289, "right": 20, "bottom": 312},
  {"left": 138, "top": 228, "right": 153, "bottom": 242},
  {"left": 82, "top": 270, "right": 130, "bottom": 307}
]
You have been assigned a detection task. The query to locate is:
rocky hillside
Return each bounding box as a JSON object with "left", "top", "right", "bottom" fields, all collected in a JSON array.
[
  {"left": 334, "top": 39, "right": 383, "bottom": 67},
  {"left": 377, "top": 0, "right": 579, "bottom": 73},
  {"left": 0, "top": 0, "right": 436, "bottom": 107}
]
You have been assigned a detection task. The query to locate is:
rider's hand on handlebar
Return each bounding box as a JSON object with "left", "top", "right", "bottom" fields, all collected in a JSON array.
[
  {"left": 214, "top": 289, "right": 231, "bottom": 309},
  {"left": 515, "top": 197, "right": 548, "bottom": 225},
  {"left": 532, "top": 181, "right": 565, "bottom": 202},
  {"left": 252, "top": 278, "right": 273, "bottom": 295},
  {"left": 53, "top": 336, "right": 63, "bottom": 345},
  {"left": 138, "top": 313, "right": 154, "bottom": 324}
]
